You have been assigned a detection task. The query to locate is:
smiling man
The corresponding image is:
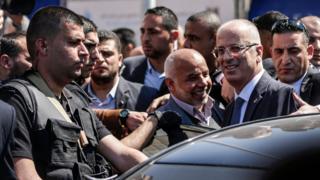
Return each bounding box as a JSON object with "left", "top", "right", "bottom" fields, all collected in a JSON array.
[
  {"left": 158, "top": 48, "right": 222, "bottom": 128},
  {"left": 215, "top": 19, "right": 297, "bottom": 127}
]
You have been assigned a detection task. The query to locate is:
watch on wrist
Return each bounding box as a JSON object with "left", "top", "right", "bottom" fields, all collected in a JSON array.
[{"left": 119, "top": 109, "right": 129, "bottom": 126}]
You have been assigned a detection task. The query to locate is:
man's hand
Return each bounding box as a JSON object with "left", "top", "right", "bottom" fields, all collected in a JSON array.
[
  {"left": 126, "top": 111, "right": 147, "bottom": 131},
  {"left": 291, "top": 93, "right": 320, "bottom": 115},
  {"left": 221, "top": 78, "right": 234, "bottom": 104},
  {"left": 146, "top": 94, "right": 170, "bottom": 113}
]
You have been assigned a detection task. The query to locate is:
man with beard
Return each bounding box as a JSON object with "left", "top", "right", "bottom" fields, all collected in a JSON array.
[
  {"left": 0, "top": 31, "right": 32, "bottom": 83},
  {"left": 300, "top": 16, "right": 320, "bottom": 71},
  {"left": 158, "top": 49, "right": 222, "bottom": 128},
  {"left": 83, "top": 30, "right": 158, "bottom": 135},
  {"left": 66, "top": 16, "right": 155, "bottom": 140},
  {"left": 149, "top": 49, "right": 221, "bottom": 149},
  {"left": 215, "top": 19, "right": 297, "bottom": 127},
  {"left": 121, "top": 6, "right": 179, "bottom": 96}
]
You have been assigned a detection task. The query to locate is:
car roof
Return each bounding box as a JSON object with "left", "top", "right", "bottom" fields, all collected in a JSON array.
[{"left": 119, "top": 113, "right": 320, "bottom": 179}]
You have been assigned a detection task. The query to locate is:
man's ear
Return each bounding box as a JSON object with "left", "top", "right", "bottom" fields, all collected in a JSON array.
[
  {"left": 256, "top": 45, "right": 263, "bottom": 63},
  {"left": 0, "top": 54, "right": 13, "bottom": 69},
  {"left": 118, "top": 53, "right": 124, "bottom": 67},
  {"left": 307, "top": 44, "right": 314, "bottom": 60},
  {"left": 35, "top": 38, "right": 48, "bottom": 56},
  {"left": 169, "top": 30, "right": 179, "bottom": 42},
  {"left": 165, "top": 78, "right": 175, "bottom": 92}
]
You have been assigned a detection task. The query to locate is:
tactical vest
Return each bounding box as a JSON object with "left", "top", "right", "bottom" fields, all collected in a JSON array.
[{"left": 1, "top": 79, "right": 111, "bottom": 179}]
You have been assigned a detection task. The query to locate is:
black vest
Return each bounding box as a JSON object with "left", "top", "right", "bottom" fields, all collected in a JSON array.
[{"left": 1, "top": 72, "right": 111, "bottom": 179}]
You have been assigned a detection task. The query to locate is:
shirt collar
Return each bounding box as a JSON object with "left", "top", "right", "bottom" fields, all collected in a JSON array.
[
  {"left": 147, "top": 59, "right": 165, "bottom": 78},
  {"left": 171, "top": 94, "right": 214, "bottom": 123},
  {"left": 88, "top": 77, "right": 120, "bottom": 101},
  {"left": 287, "top": 71, "right": 307, "bottom": 96},
  {"left": 235, "top": 69, "right": 265, "bottom": 102}
]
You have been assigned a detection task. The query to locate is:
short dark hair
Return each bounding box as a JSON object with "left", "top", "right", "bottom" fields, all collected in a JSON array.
[
  {"left": 252, "top": 11, "right": 288, "bottom": 31},
  {"left": 187, "top": 10, "right": 221, "bottom": 36},
  {"left": 271, "top": 19, "right": 309, "bottom": 44},
  {"left": 98, "top": 30, "right": 122, "bottom": 53},
  {"left": 80, "top": 15, "right": 97, "bottom": 34},
  {"left": 0, "top": 31, "right": 26, "bottom": 58},
  {"left": 145, "top": 6, "right": 178, "bottom": 31},
  {"left": 113, "top": 27, "right": 136, "bottom": 47},
  {"left": 27, "top": 6, "right": 83, "bottom": 59}
]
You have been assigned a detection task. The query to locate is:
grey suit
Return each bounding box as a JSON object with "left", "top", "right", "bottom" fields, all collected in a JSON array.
[
  {"left": 121, "top": 55, "right": 169, "bottom": 96},
  {"left": 84, "top": 77, "right": 158, "bottom": 111},
  {"left": 147, "top": 97, "right": 221, "bottom": 150},
  {"left": 157, "top": 97, "right": 223, "bottom": 129},
  {"left": 121, "top": 55, "right": 147, "bottom": 84},
  {"left": 223, "top": 72, "right": 297, "bottom": 127}
]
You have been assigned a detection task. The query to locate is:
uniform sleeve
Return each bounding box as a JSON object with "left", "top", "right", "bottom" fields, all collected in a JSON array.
[
  {"left": 0, "top": 90, "right": 34, "bottom": 160},
  {"left": 94, "top": 113, "right": 111, "bottom": 140}
]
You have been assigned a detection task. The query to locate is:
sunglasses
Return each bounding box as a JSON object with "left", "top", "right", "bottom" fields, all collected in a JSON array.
[{"left": 271, "top": 19, "right": 309, "bottom": 39}]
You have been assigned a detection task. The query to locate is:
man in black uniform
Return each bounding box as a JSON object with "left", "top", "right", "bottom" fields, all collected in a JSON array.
[{"left": 0, "top": 6, "right": 147, "bottom": 179}]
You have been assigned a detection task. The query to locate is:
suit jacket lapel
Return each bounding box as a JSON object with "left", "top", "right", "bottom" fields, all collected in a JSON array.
[
  {"left": 243, "top": 72, "right": 269, "bottom": 122},
  {"left": 167, "top": 98, "right": 195, "bottom": 126},
  {"left": 300, "top": 68, "right": 314, "bottom": 103},
  {"left": 115, "top": 78, "right": 130, "bottom": 109},
  {"left": 134, "top": 57, "right": 148, "bottom": 84},
  {"left": 224, "top": 102, "right": 234, "bottom": 127}
]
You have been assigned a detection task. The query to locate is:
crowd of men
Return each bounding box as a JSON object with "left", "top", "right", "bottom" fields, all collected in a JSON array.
[{"left": 0, "top": 5, "right": 320, "bottom": 179}]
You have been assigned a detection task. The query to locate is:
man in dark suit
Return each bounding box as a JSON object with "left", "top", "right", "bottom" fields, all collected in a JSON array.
[
  {"left": 121, "top": 6, "right": 179, "bottom": 96},
  {"left": 158, "top": 49, "right": 222, "bottom": 129},
  {"left": 83, "top": 30, "right": 158, "bottom": 137},
  {"left": 147, "top": 49, "right": 221, "bottom": 150},
  {"left": 215, "top": 19, "right": 297, "bottom": 127},
  {"left": 271, "top": 19, "right": 320, "bottom": 106},
  {"left": 85, "top": 30, "right": 158, "bottom": 111},
  {"left": 0, "top": 100, "right": 16, "bottom": 179}
]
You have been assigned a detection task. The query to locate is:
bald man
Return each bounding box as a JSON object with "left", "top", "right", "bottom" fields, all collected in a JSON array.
[
  {"left": 215, "top": 19, "right": 297, "bottom": 127},
  {"left": 157, "top": 48, "right": 222, "bottom": 128},
  {"left": 300, "top": 16, "right": 320, "bottom": 71}
]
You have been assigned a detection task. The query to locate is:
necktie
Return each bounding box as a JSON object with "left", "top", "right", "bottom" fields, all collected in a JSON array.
[{"left": 230, "top": 97, "right": 245, "bottom": 125}]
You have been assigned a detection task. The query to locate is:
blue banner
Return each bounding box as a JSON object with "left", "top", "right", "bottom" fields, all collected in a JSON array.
[
  {"left": 249, "top": 0, "right": 320, "bottom": 20},
  {"left": 28, "top": 0, "right": 62, "bottom": 18}
]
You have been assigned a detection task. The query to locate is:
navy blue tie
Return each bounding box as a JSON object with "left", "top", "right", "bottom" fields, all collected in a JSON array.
[{"left": 230, "top": 97, "right": 245, "bottom": 125}]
